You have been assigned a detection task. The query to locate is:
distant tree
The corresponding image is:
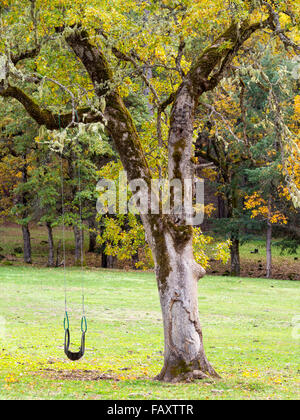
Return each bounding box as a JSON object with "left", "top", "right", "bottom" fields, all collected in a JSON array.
[{"left": 196, "top": 49, "right": 300, "bottom": 276}]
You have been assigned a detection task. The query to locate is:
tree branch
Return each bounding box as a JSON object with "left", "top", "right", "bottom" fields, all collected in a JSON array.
[
  {"left": 11, "top": 46, "right": 41, "bottom": 66},
  {"left": 262, "top": 1, "right": 300, "bottom": 54},
  {"left": 64, "top": 27, "right": 152, "bottom": 182},
  {"left": 188, "top": 18, "right": 272, "bottom": 96},
  {"left": 0, "top": 84, "right": 104, "bottom": 129},
  {"left": 175, "top": 38, "right": 186, "bottom": 78}
]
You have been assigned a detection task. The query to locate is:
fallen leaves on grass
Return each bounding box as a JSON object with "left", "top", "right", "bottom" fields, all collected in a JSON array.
[
  {"left": 5, "top": 374, "right": 19, "bottom": 384},
  {"left": 36, "top": 369, "right": 118, "bottom": 382}
]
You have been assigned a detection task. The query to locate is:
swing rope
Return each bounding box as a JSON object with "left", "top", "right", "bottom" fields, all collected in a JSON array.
[
  {"left": 77, "top": 156, "right": 86, "bottom": 318},
  {"left": 59, "top": 114, "right": 87, "bottom": 362},
  {"left": 60, "top": 152, "right": 67, "bottom": 314}
]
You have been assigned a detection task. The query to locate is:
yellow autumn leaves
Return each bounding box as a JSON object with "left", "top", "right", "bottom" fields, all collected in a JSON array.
[{"left": 244, "top": 192, "right": 289, "bottom": 225}]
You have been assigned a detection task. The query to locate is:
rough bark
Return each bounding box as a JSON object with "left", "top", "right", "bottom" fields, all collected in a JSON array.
[{"left": 141, "top": 215, "right": 218, "bottom": 382}]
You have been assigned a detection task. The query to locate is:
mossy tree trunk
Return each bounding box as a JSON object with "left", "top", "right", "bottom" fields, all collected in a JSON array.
[
  {"left": 142, "top": 215, "right": 218, "bottom": 382},
  {"left": 143, "top": 82, "right": 218, "bottom": 381}
]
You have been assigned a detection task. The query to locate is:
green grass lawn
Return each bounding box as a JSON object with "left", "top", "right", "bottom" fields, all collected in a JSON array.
[
  {"left": 239, "top": 239, "right": 300, "bottom": 260},
  {"left": 0, "top": 266, "right": 299, "bottom": 400}
]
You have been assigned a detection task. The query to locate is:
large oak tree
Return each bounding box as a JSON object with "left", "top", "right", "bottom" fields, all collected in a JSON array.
[{"left": 0, "top": 0, "right": 299, "bottom": 382}]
